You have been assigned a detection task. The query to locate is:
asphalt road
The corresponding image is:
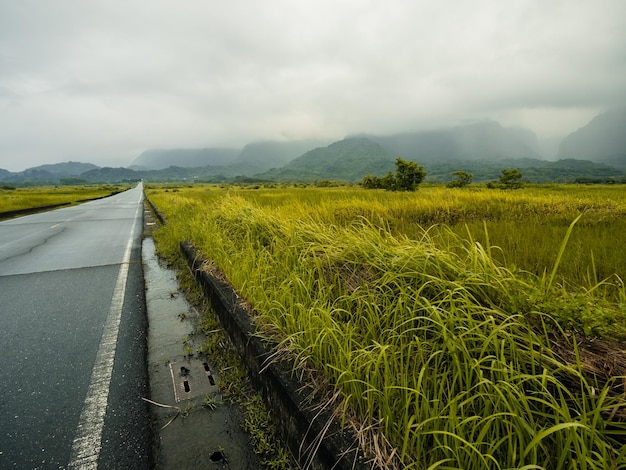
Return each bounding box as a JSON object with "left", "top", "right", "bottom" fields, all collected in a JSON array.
[{"left": 0, "top": 183, "right": 151, "bottom": 469}]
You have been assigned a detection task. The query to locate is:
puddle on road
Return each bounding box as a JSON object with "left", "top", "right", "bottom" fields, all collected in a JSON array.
[{"left": 142, "top": 236, "right": 261, "bottom": 469}]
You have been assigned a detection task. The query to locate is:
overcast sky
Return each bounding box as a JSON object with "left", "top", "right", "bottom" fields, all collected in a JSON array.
[{"left": 1, "top": 0, "right": 625, "bottom": 171}]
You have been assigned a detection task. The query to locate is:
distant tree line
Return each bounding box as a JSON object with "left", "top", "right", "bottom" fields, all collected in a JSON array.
[{"left": 362, "top": 160, "right": 535, "bottom": 191}]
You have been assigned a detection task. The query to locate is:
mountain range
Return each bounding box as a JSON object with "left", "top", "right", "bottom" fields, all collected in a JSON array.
[{"left": 2, "top": 109, "right": 625, "bottom": 185}]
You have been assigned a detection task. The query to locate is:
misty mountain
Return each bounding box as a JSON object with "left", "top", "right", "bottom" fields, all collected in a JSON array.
[
  {"left": 365, "top": 121, "right": 541, "bottom": 163},
  {"left": 232, "top": 139, "right": 332, "bottom": 173},
  {"left": 257, "top": 122, "right": 546, "bottom": 182},
  {"left": 128, "top": 122, "right": 543, "bottom": 179},
  {"left": 0, "top": 161, "right": 100, "bottom": 184},
  {"left": 2, "top": 119, "right": 625, "bottom": 186},
  {"left": 132, "top": 139, "right": 332, "bottom": 175},
  {"left": 537, "top": 136, "right": 563, "bottom": 160},
  {"left": 0, "top": 168, "right": 11, "bottom": 181},
  {"left": 558, "top": 107, "right": 626, "bottom": 168},
  {"left": 29, "top": 161, "right": 99, "bottom": 176},
  {"left": 257, "top": 136, "right": 625, "bottom": 183},
  {"left": 260, "top": 138, "right": 395, "bottom": 181},
  {"left": 130, "top": 147, "right": 240, "bottom": 170}
]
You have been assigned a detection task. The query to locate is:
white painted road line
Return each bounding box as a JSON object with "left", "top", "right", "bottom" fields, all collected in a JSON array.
[{"left": 68, "top": 198, "right": 142, "bottom": 469}]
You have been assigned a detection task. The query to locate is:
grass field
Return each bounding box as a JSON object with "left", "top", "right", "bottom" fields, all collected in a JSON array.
[
  {"left": 147, "top": 183, "right": 626, "bottom": 469},
  {"left": 0, "top": 185, "right": 129, "bottom": 215}
]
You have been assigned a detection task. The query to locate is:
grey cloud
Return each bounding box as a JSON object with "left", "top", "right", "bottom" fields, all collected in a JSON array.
[{"left": 1, "top": 0, "right": 625, "bottom": 170}]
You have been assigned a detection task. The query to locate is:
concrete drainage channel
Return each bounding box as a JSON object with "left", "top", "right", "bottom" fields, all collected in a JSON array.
[{"left": 143, "top": 214, "right": 261, "bottom": 468}]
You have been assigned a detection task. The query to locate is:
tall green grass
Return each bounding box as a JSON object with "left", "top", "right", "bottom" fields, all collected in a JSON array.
[
  {"left": 147, "top": 184, "right": 626, "bottom": 293},
  {"left": 147, "top": 184, "right": 626, "bottom": 468}
]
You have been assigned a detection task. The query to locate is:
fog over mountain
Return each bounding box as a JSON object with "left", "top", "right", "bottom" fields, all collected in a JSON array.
[
  {"left": 23, "top": 161, "right": 98, "bottom": 177},
  {"left": 130, "top": 139, "right": 332, "bottom": 173},
  {"left": 558, "top": 107, "right": 626, "bottom": 168},
  {"left": 2, "top": 111, "right": 625, "bottom": 185},
  {"left": 130, "top": 148, "right": 239, "bottom": 170},
  {"left": 0, "top": 162, "right": 99, "bottom": 184},
  {"left": 126, "top": 121, "right": 543, "bottom": 177},
  {"left": 1, "top": 1, "right": 624, "bottom": 171},
  {"left": 232, "top": 139, "right": 333, "bottom": 173},
  {"left": 364, "top": 121, "right": 541, "bottom": 163}
]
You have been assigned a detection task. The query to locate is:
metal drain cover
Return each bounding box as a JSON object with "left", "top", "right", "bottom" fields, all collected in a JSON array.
[{"left": 169, "top": 359, "right": 217, "bottom": 402}]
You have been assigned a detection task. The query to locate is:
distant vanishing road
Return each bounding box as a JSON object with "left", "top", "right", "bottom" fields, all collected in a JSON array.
[{"left": 0, "top": 183, "right": 151, "bottom": 469}]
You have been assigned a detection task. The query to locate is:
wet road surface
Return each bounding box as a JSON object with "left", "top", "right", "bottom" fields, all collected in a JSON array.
[{"left": 0, "top": 184, "right": 151, "bottom": 469}]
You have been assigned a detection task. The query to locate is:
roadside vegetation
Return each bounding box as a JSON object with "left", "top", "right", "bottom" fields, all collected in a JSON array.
[
  {"left": 146, "top": 183, "right": 626, "bottom": 469},
  {"left": 0, "top": 184, "right": 129, "bottom": 215}
]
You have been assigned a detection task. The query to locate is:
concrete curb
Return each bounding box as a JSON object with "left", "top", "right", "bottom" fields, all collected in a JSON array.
[
  {"left": 144, "top": 197, "right": 166, "bottom": 225},
  {"left": 180, "top": 241, "right": 372, "bottom": 470}
]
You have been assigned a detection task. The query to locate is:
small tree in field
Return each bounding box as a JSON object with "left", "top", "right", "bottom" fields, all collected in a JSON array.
[
  {"left": 394, "top": 157, "right": 426, "bottom": 191},
  {"left": 499, "top": 168, "right": 524, "bottom": 189},
  {"left": 447, "top": 170, "right": 473, "bottom": 188},
  {"left": 361, "top": 158, "right": 426, "bottom": 191}
]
